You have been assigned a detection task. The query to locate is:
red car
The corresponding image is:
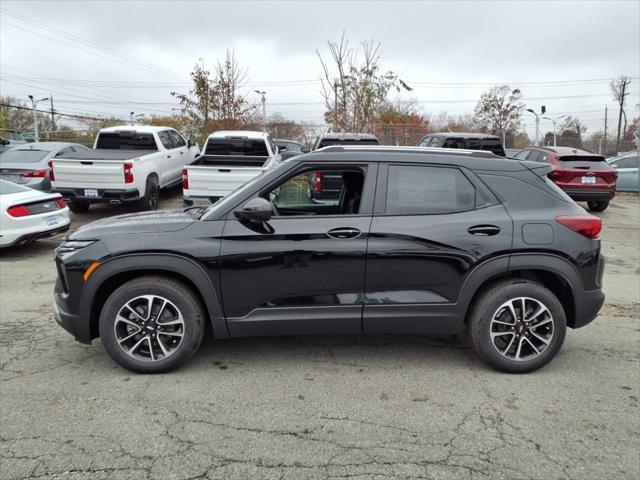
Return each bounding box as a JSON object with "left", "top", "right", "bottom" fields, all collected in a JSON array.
[{"left": 513, "top": 146, "right": 617, "bottom": 212}]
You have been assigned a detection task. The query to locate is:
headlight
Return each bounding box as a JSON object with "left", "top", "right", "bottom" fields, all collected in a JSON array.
[{"left": 56, "top": 240, "right": 97, "bottom": 254}]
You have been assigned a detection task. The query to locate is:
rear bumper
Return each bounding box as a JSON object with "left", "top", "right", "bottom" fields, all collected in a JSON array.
[
  {"left": 55, "top": 188, "right": 140, "bottom": 204},
  {"left": 572, "top": 289, "right": 605, "bottom": 328},
  {"left": 0, "top": 223, "right": 70, "bottom": 248},
  {"left": 562, "top": 188, "right": 616, "bottom": 202}
]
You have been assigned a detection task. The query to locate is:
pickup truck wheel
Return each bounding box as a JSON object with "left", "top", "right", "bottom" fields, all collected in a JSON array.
[
  {"left": 587, "top": 200, "right": 609, "bottom": 212},
  {"left": 139, "top": 176, "right": 159, "bottom": 211},
  {"left": 68, "top": 200, "right": 90, "bottom": 213},
  {"left": 468, "top": 279, "right": 566, "bottom": 373},
  {"left": 99, "top": 276, "right": 205, "bottom": 373}
]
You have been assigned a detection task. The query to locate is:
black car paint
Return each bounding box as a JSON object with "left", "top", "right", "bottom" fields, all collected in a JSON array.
[{"left": 54, "top": 149, "right": 605, "bottom": 345}]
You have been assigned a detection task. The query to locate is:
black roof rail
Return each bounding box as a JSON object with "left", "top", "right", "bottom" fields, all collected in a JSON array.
[{"left": 314, "top": 145, "right": 500, "bottom": 159}]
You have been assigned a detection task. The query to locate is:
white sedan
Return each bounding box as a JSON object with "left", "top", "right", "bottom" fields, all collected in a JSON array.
[{"left": 0, "top": 179, "right": 70, "bottom": 248}]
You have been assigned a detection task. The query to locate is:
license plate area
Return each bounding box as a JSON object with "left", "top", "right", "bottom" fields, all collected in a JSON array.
[
  {"left": 47, "top": 215, "right": 61, "bottom": 226},
  {"left": 581, "top": 176, "right": 596, "bottom": 184},
  {"left": 84, "top": 188, "right": 99, "bottom": 197}
]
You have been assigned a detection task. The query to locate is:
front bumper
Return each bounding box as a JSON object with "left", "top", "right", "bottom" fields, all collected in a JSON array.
[
  {"left": 56, "top": 188, "right": 140, "bottom": 204},
  {"left": 53, "top": 289, "right": 92, "bottom": 344}
]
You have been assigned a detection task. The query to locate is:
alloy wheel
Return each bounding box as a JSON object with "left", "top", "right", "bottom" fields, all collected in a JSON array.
[
  {"left": 113, "top": 295, "right": 184, "bottom": 362},
  {"left": 489, "top": 297, "right": 554, "bottom": 361}
]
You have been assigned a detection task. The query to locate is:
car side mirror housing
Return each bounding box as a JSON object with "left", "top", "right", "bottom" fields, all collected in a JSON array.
[
  {"left": 611, "top": 164, "right": 618, "bottom": 169},
  {"left": 187, "top": 139, "right": 196, "bottom": 148},
  {"left": 235, "top": 197, "right": 271, "bottom": 222},
  {"left": 278, "top": 145, "right": 287, "bottom": 152},
  {"left": 301, "top": 146, "right": 310, "bottom": 153}
]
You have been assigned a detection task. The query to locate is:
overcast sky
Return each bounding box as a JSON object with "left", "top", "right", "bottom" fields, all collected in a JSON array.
[{"left": 1, "top": 0, "right": 638, "bottom": 136}]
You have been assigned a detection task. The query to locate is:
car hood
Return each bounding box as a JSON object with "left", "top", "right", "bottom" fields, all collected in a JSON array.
[{"left": 68, "top": 209, "right": 195, "bottom": 240}]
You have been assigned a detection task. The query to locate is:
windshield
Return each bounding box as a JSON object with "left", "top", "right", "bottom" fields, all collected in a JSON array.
[
  {"left": 0, "top": 149, "right": 50, "bottom": 164},
  {"left": 205, "top": 138, "right": 269, "bottom": 156},
  {"left": 96, "top": 132, "right": 158, "bottom": 150},
  {"left": 317, "top": 138, "right": 379, "bottom": 148}
]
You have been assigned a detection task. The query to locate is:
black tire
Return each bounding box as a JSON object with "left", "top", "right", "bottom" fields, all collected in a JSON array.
[
  {"left": 99, "top": 275, "right": 205, "bottom": 373},
  {"left": 468, "top": 279, "right": 566, "bottom": 373},
  {"left": 587, "top": 200, "right": 609, "bottom": 212},
  {"left": 138, "top": 175, "right": 159, "bottom": 211},
  {"left": 68, "top": 199, "right": 90, "bottom": 213}
]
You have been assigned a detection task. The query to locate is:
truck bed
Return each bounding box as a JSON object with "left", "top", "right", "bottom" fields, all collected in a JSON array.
[
  {"left": 58, "top": 149, "right": 156, "bottom": 161},
  {"left": 190, "top": 154, "right": 269, "bottom": 168}
]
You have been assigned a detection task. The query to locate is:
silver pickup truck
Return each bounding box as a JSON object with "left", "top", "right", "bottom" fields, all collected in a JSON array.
[{"left": 182, "top": 131, "right": 281, "bottom": 205}]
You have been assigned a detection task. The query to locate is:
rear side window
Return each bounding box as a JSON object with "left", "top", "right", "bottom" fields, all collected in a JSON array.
[
  {"left": 158, "top": 131, "right": 174, "bottom": 149},
  {"left": 386, "top": 165, "right": 476, "bottom": 215},
  {"left": 205, "top": 138, "right": 269, "bottom": 156},
  {"left": 96, "top": 132, "right": 158, "bottom": 151}
]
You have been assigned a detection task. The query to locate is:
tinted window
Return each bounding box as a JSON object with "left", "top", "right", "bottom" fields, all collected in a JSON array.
[
  {"left": 205, "top": 138, "right": 269, "bottom": 156},
  {"left": 55, "top": 147, "right": 75, "bottom": 157},
  {"left": 559, "top": 155, "right": 606, "bottom": 162},
  {"left": 168, "top": 130, "right": 186, "bottom": 148},
  {"left": 514, "top": 150, "right": 531, "bottom": 160},
  {"left": 0, "top": 149, "right": 50, "bottom": 164},
  {"left": 0, "top": 179, "right": 30, "bottom": 194},
  {"left": 317, "top": 138, "right": 379, "bottom": 148},
  {"left": 386, "top": 165, "right": 475, "bottom": 215},
  {"left": 158, "top": 131, "right": 174, "bottom": 149},
  {"left": 96, "top": 132, "right": 158, "bottom": 150}
]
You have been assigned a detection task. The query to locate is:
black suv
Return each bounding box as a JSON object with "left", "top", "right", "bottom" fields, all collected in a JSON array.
[
  {"left": 53, "top": 146, "right": 605, "bottom": 374},
  {"left": 418, "top": 132, "right": 506, "bottom": 157}
]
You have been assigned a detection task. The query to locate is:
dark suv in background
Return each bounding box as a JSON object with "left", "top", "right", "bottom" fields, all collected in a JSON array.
[
  {"left": 53, "top": 146, "right": 605, "bottom": 374},
  {"left": 514, "top": 146, "right": 617, "bottom": 212},
  {"left": 418, "top": 132, "right": 506, "bottom": 157}
]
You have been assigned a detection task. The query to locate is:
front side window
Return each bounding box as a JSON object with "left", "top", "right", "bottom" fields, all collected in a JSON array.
[
  {"left": 265, "top": 167, "right": 366, "bottom": 216},
  {"left": 386, "top": 165, "right": 475, "bottom": 215},
  {"left": 418, "top": 136, "right": 432, "bottom": 147},
  {"left": 514, "top": 150, "right": 530, "bottom": 160}
]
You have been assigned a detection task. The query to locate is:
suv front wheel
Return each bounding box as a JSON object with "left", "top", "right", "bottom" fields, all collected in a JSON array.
[
  {"left": 468, "top": 279, "right": 567, "bottom": 373},
  {"left": 99, "top": 276, "right": 205, "bottom": 373}
]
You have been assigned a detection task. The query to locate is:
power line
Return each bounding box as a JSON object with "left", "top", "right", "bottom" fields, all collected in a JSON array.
[{"left": 0, "top": 102, "right": 127, "bottom": 122}]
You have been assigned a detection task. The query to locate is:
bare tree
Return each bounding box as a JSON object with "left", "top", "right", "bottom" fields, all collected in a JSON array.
[
  {"left": 316, "top": 32, "right": 411, "bottom": 133},
  {"left": 473, "top": 85, "right": 524, "bottom": 137}
]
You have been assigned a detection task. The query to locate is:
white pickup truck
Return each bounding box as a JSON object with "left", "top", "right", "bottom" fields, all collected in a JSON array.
[
  {"left": 50, "top": 125, "right": 199, "bottom": 212},
  {"left": 182, "top": 131, "right": 280, "bottom": 205}
]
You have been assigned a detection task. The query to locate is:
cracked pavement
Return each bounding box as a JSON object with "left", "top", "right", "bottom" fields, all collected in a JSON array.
[{"left": 1, "top": 190, "right": 639, "bottom": 480}]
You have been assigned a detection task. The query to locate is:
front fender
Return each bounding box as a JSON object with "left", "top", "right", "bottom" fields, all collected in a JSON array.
[{"left": 80, "top": 253, "right": 228, "bottom": 339}]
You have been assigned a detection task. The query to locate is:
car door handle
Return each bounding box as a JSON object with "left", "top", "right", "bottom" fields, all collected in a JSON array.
[
  {"left": 167, "top": 155, "right": 172, "bottom": 158},
  {"left": 327, "top": 227, "right": 361, "bottom": 239},
  {"left": 468, "top": 225, "right": 501, "bottom": 236}
]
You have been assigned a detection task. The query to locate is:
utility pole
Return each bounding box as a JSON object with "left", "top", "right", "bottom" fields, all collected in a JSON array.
[
  {"left": 603, "top": 106, "right": 608, "bottom": 156},
  {"left": 50, "top": 95, "right": 55, "bottom": 131},
  {"left": 28, "top": 95, "right": 49, "bottom": 142},
  {"left": 254, "top": 91, "right": 266, "bottom": 133},
  {"left": 333, "top": 79, "right": 338, "bottom": 132},
  {"left": 615, "top": 78, "right": 630, "bottom": 155}
]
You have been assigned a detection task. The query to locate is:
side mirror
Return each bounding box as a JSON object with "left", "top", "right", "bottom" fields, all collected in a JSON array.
[
  {"left": 187, "top": 139, "right": 196, "bottom": 148},
  {"left": 611, "top": 164, "right": 618, "bottom": 169},
  {"left": 278, "top": 145, "right": 287, "bottom": 152},
  {"left": 235, "top": 197, "right": 271, "bottom": 222},
  {"left": 301, "top": 146, "right": 310, "bottom": 153}
]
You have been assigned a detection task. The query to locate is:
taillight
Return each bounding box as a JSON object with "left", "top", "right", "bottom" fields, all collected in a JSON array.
[
  {"left": 48, "top": 161, "right": 55, "bottom": 181},
  {"left": 123, "top": 162, "right": 134, "bottom": 184},
  {"left": 7, "top": 204, "right": 31, "bottom": 217},
  {"left": 21, "top": 169, "right": 47, "bottom": 178},
  {"left": 313, "top": 171, "right": 323, "bottom": 193},
  {"left": 547, "top": 170, "right": 562, "bottom": 181},
  {"left": 555, "top": 215, "right": 602, "bottom": 239},
  {"left": 182, "top": 168, "right": 188, "bottom": 189},
  {"left": 55, "top": 198, "right": 66, "bottom": 209}
]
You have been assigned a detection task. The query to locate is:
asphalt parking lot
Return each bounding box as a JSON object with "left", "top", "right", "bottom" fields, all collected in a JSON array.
[{"left": 1, "top": 189, "right": 638, "bottom": 480}]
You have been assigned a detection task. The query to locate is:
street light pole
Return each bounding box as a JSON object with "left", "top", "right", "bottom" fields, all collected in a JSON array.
[
  {"left": 526, "top": 108, "right": 540, "bottom": 146},
  {"left": 254, "top": 91, "right": 266, "bottom": 133},
  {"left": 542, "top": 114, "right": 567, "bottom": 147},
  {"left": 28, "top": 95, "right": 49, "bottom": 142}
]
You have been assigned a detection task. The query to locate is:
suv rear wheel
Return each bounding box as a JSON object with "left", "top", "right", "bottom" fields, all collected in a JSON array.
[
  {"left": 99, "top": 276, "right": 205, "bottom": 373},
  {"left": 587, "top": 200, "right": 609, "bottom": 212},
  {"left": 468, "top": 279, "right": 566, "bottom": 373}
]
